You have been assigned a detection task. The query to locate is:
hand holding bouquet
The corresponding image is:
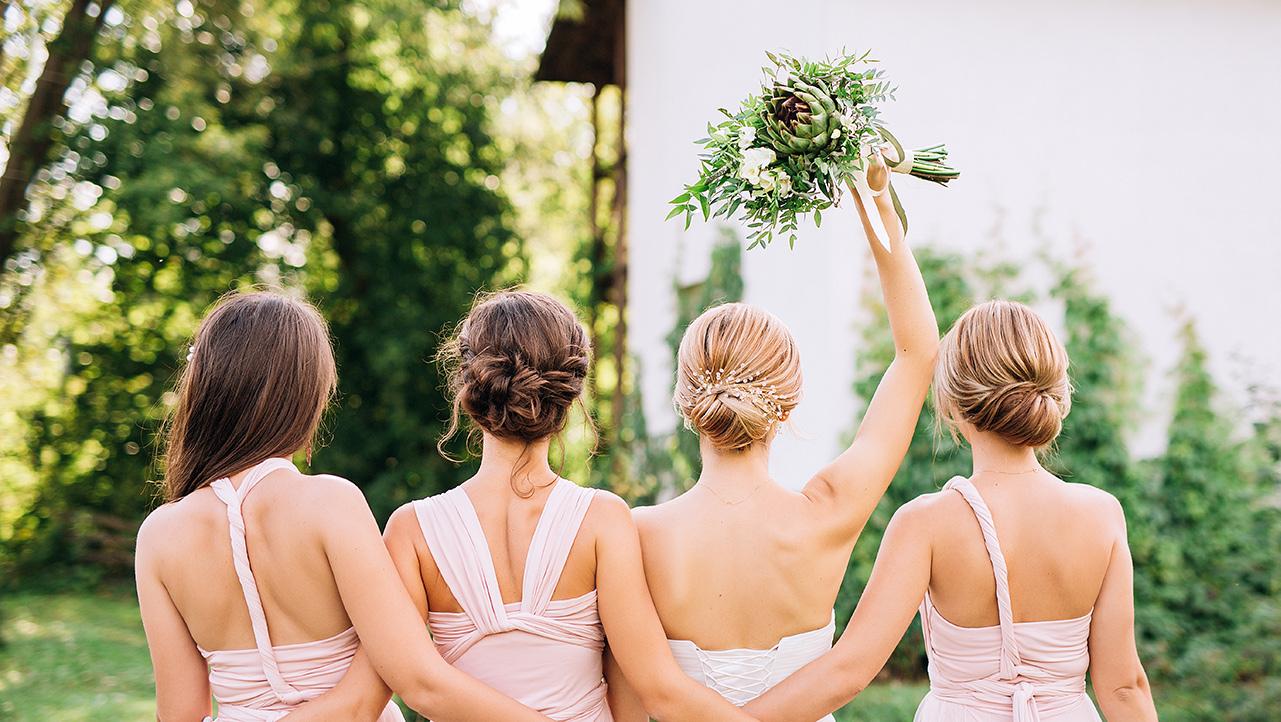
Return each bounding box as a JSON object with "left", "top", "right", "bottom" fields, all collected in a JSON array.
[{"left": 669, "top": 50, "right": 958, "bottom": 250}]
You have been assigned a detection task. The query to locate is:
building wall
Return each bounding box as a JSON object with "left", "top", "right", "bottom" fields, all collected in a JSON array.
[{"left": 627, "top": 0, "right": 1281, "bottom": 486}]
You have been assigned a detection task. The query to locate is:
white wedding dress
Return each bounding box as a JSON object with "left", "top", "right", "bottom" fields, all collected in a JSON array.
[{"left": 667, "top": 612, "right": 837, "bottom": 722}]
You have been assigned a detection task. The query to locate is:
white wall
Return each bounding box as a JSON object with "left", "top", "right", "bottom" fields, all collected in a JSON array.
[{"left": 628, "top": 0, "right": 1281, "bottom": 483}]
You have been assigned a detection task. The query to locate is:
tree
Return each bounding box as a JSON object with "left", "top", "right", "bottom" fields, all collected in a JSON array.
[{"left": 265, "top": 0, "right": 520, "bottom": 519}]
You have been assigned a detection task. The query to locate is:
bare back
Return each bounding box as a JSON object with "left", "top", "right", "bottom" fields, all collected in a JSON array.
[
  {"left": 922, "top": 472, "right": 1120, "bottom": 627},
  {"left": 406, "top": 478, "right": 601, "bottom": 614},
  {"left": 634, "top": 482, "right": 854, "bottom": 650},
  {"left": 140, "top": 467, "right": 356, "bottom": 652}
]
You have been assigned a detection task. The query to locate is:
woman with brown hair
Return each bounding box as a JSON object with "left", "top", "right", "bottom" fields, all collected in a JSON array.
[
  {"left": 135, "top": 291, "right": 555, "bottom": 721},
  {"left": 605, "top": 158, "right": 939, "bottom": 720},
  {"left": 379, "top": 289, "right": 755, "bottom": 721},
  {"left": 738, "top": 300, "right": 1159, "bottom": 721}
]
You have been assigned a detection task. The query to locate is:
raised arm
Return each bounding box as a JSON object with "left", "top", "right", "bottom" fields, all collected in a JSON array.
[
  {"left": 592, "top": 493, "right": 758, "bottom": 722},
  {"left": 302, "top": 481, "right": 553, "bottom": 722},
  {"left": 802, "top": 158, "right": 939, "bottom": 534},
  {"left": 1087, "top": 498, "right": 1158, "bottom": 721},
  {"left": 741, "top": 498, "right": 935, "bottom": 722}
]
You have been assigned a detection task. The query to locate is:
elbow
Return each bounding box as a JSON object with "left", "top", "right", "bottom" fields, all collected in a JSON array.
[
  {"left": 1099, "top": 670, "right": 1154, "bottom": 713},
  {"left": 639, "top": 687, "right": 680, "bottom": 721},
  {"left": 399, "top": 671, "right": 449, "bottom": 718}
]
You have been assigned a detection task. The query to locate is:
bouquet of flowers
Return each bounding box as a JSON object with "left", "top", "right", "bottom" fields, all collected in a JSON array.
[{"left": 668, "top": 50, "right": 958, "bottom": 250}]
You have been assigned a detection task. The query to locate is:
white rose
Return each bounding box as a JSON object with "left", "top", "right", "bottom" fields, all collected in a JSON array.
[
  {"left": 737, "top": 126, "right": 756, "bottom": 150},
  {"left": 739, "top": 147, "right": 776, "bottom": 186}
]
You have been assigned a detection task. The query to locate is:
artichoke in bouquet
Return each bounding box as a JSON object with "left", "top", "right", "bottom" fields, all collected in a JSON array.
[
  {"left": 763, "top": 78, "right": 839, "bottom": 155},
  {"left": 670, "top": 49, "right": 958, "bottom": 250}
]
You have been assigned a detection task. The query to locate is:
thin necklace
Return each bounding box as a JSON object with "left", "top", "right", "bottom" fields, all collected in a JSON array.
[
  {"left": 974, "top": 467, "right": 1042, "bottom": 475},
  {"left": 696, "top": 480, "right": 766, "bottom": 505}
]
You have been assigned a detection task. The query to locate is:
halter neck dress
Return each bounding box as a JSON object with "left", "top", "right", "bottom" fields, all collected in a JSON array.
[
  {"left": 914, "top": 476, "right": 1103, "bottom": 721},
  {"left": 198, "top": 457, "right": 404, "bottom": 722},
  {"left": 413, "top": 478, "right": 612, "bottom": 722},
  {"left": 668, "top": 614, "right": 837, "bottom": 721}
]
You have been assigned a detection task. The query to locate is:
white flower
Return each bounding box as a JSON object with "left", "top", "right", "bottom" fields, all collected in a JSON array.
[
  {"left": 758, "top": 171, "right": 778, "bottom": 193},
  {"left": 777, "top": 173, "right": 793, "bottom": 196},
  {"left": 739, "top": 146, "right": 776, "bottom": 186},
  {"left": 832, "top": 127, "right": 841, "bottom": 139},
  {"left": 737, "top": 126, "right": 756, "bottom": 150}
]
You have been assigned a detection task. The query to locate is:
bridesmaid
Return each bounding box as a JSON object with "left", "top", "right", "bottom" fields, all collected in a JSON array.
[
  {"left": 381, "top": 290, "right": 756, "bottom": 721},
  {"left": 741, "top": 300, "right": 1159, "bottom": 721},
  {"left": 135, "top": 291, "right": 553, "bottom": 721},
  {"left": 605, "top": 157, "right": 938, "bottom": 719}
]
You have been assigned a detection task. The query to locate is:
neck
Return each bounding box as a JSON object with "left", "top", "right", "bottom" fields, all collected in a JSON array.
[
  {"left": 475, "top": 433, "right": 556, "bottom": 491},
  {"left": 696, "top": 436, "right": 772, "bottom": 487},
  {"left": 966, "top": 429, "right": 1041, "bottom": 476}
]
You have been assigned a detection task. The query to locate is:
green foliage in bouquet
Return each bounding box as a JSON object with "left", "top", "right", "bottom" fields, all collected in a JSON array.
[{"left": 669, "top": 50, "right": 958, "bottom": 250}]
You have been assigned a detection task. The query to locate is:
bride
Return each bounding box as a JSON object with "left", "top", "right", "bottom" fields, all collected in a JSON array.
[{"left": 605, "top": 157, "right": 938, "bottom": 719}]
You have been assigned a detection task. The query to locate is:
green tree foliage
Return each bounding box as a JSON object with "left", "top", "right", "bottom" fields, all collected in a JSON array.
[
  {"left": 4, "top": 0, "right": 292, "bottom": 581},
  {"left": 1141, "top": 322, "right": 1281, "bottom": 720},
  {"left": 2, "top": 0, "right": 522, "bottom": 579},
  {"left": 264, "top": 0, "right": 519, "bottom": 519}
]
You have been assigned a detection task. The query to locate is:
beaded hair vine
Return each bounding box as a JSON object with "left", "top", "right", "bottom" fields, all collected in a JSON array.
[{"left": 683, "top": 361, "right": 795, "bottom": 421}]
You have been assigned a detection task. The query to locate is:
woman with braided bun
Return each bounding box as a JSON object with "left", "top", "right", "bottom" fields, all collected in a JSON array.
[
  {"left": 739, "top": 301, "right": 1158, "bottom": 721},
  {"left": 605, "top": 158, "right": 939, "bottom": 720},
  {"left": 380, "top": 290, "right": 756, "bottom": 722}
]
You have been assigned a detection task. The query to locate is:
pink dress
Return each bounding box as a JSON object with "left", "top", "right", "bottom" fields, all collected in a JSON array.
[
  {"left": 199, "top": 458, "right": 404, "bottom": 722},
  {"left": 413, "top": 478, "right": 612, "bottom": 722},
  {"left": 914, "top": 476, "right": 1103, "bottom": 722}
]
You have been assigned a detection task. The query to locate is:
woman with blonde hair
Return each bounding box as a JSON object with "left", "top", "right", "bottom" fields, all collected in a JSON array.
[
  {"left": 379, "top": 290, "right": 755, "bottom": 721},
  {"left": 740, "top": 300, "right": 1159, "bottom": 721},
  {"left": 606, "top": 159, "right": 939, "bottom": 719},
  {"left": 136, "top": 290, "right": 555, "bottom": 721}
]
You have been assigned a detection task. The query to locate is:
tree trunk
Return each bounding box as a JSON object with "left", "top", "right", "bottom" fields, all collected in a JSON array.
[{"left": 0, "top": 0, "right": 114, "bottom": 270}]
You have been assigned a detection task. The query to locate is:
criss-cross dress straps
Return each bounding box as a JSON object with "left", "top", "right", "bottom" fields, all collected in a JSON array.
[
  {"left": 942, "top": 476, "right": 1024, "bottom": 679},
  {"left": 209, "top": 457, "right": 306, "bottom": 706}
]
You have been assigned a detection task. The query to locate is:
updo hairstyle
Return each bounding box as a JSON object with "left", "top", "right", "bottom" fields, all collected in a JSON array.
[
  {"left": 438, "top": 290, "right": 592, "bottom": 454},
  {"left": 674, "top": 303, "right": 803, "bottom": 451},
  {"left": 933, "top": 300, "right": 1072, "bottom": 448},
  {"left": 162, "top": 290, "right": 337, "bottom": 502}
]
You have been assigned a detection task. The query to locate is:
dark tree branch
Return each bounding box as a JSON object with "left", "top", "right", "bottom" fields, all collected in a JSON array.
[{"left": 0, "top": 0, "right": 115, "bottom": 271}]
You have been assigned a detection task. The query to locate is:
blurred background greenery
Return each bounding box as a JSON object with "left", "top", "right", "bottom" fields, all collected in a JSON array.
[{"left": 0, "top": 1, "right": 1277, "bottom": 720}]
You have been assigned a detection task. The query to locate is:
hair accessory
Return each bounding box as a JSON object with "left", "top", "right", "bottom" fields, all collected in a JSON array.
[
  {"left": 186, "top": 346, "right": 196, "bottom": 363},
  {"left": 687, "top": 361, "right": 795, "bottom": 420}
]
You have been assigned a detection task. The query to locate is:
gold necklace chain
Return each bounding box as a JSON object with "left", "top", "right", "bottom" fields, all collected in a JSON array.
[
  {"left": 974, "top": 467, "right": 1042, "bottom": 475},
  {"left": 696, "top": 480, "right": 766, "bottom": 505}
]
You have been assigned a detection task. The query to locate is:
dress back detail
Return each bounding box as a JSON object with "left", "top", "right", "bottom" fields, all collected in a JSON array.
[
  {"left": 200, "top": 457, "right": 403, "bottom": 722},
  {"left": 915, "top": 476, "right": 1101, "bottom": 722},
  {"left": 414, "top": 478, "right": 611, "bottom": 722},
  {"left": 668, "top": 614, "right": 836, "bottom": 722}
]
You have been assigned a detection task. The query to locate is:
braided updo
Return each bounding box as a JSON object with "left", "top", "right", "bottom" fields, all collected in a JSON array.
[
  {"left": 439, "top": 290, "right": 592, "bottom": 453},
  {"left": 933, "top": 300, "right": 1072, "bottom": 448},
  {"left": 674, "top": 303, "right": 803, "bottom": 451}
]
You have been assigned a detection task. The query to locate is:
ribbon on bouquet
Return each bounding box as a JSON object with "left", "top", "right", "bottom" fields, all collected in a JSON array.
[{"left": 848, "top": 126, "right": 917, "bottom": 252}]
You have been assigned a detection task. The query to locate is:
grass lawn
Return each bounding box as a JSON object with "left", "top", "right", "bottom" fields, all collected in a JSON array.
[
  {"left": 832, "top": 681, "right": 927, "bottom": 720},
  {"left": 0, "top": 590, "right": 927, "bottom": 721},
  {"left": 0, "top": 588, "right": 156, "bottom": 721}
]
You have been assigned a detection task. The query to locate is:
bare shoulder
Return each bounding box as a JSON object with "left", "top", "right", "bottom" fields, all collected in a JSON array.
[
  {"left": 384, "top": 501, "right": 424, "bottom": 543},
  {"left": 1061, "top": 481, "right": 1126, "bottom": 526},
  {"left": 888, "top": 489, "right": 959, "bottom": 530},
  {"left": 136, "top": 498, "right": 188, "bottom": 554},
  {"left": 585, "top": 486, "right": 633, "bottom": 523}
]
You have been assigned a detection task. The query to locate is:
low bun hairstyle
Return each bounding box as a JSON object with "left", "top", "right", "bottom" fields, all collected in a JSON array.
[
  {"left": 933, "top": 300, "right": 1072, "bottom": 448},
  {"left": 674, "top": 303, "right": 803, "bottom": 451},
  {"left": 439, "top": 290, "right": 591, "bottom": 452}
]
